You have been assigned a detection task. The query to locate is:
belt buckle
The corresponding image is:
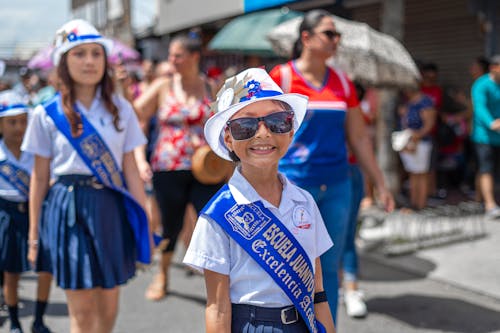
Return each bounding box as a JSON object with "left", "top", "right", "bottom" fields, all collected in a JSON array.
[
  {"left": 17, "top": 202, "right": 26, "bottom": 213},
  {"left": 90, "top": 178, "right": 105, "bottom": 190},
  {"left": 281, "top": 306, "right": 298, "bottom": 325}
]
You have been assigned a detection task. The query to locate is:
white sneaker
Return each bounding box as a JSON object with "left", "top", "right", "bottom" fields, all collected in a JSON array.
[{"left": 344, "top": 290, "right": 367, "bottom": 318}]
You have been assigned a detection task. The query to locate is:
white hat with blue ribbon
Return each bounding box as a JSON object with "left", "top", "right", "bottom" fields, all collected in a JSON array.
[
  {"left": 0, "top": 90, "right": 30, "bottom": 117},
  {"left": 52, "top": 19, "right": 113, "bottom": 66},
  {"left": 204, "top": 67, "right": 308, "bottom": 161}
]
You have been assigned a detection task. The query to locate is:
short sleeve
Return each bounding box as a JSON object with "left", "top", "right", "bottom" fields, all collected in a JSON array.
[
  {"left": 117, "top": 97, "right": 147, "bottom": 153},
  {"left": 21, "top": 105, "right": 53, "bottom": 158},
  {"left": 183, "top": 215, "right": 231, "bottom": 275}
]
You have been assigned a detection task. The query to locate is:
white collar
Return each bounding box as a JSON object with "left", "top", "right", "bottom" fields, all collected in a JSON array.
[{"left": 228, "top": 166, "right": 308, "bottom": 214}]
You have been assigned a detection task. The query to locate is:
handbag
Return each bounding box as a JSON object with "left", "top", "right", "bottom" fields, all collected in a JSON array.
[
  {"left": 191, "top": 145, "right": 234, "bottom": 185},
  {"left": 391, "top": 129, "right": 413, "bottom": 152}
]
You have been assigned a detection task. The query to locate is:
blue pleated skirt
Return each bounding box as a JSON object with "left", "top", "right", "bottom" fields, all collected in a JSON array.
[
  {"left": 36, "top": 175, "right": 136, "bottom": 289},
  {"left": 0, "top": 198, "right": 30, "bottom": 273}
]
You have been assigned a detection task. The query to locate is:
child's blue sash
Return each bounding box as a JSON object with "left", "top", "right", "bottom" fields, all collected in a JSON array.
[
  {"left": 44, "top": 96, "right": 151, "bottom": 264},
  {"left": 202, "top": 184, "right": 326, "bottom": 333},
  {"left": 0, "top": 160, "right": 30, "bottom": 200}
]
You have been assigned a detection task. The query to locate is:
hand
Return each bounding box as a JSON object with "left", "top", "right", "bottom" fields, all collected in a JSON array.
[
  {"left": 376, "top": 187, "right": 395, "bottom": 213},
  {"left": 28, "top": 242, "right": 38, "bottom": 268},
  {"left": 137, "top": 159, "right": 153, "bottom": 182},
  {"left": 490, "top": 119, "right": 500, "bottom": 131}
]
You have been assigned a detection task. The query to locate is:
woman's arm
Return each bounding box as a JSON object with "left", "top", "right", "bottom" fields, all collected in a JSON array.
[
  {"left": 411, "top": 107, "right": 437, "bottom": 141},
  {"left": 314, "top": 258, "right": 336, "bottom": 333},
  {"left": 205, "top": 269, "right": 231, "bottom": 333},
  {"left": 134, "top": 144, "right": 152, "bottom": 183},
  {"left": 28, "top": 155, "right": 51, "bottom": 265},
  {"left": 346, "top": 106, "right": 395, "bottom": 212},
  {"left": 133, "top": 77, "right": 168, "bottom": 126}
]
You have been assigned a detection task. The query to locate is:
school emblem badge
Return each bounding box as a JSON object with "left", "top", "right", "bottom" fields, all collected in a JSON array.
[
  {"left": 225, "top": 203, "right": 271, "bottom": 240},
  {"left": 292, "top": 205, "right": 312, "bottom": 229}
]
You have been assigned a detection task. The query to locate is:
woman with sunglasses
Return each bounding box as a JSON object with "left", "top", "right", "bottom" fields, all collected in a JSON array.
[
  {"left": 134, "top": 32, "right": 223, "bottom": 301},
  {"left": 269, "top": 9, "right": 394, "bottom": 323},
  {"left": 184, "top": 67, "right": 335, "bottom": 333},
  {"left": 22, "top": 19, "right": 149, "bottom": 333}
]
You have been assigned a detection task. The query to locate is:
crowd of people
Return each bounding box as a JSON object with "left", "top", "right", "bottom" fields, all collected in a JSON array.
[{"left": 0, "top": 9, "right": 498, "bottom": 333}]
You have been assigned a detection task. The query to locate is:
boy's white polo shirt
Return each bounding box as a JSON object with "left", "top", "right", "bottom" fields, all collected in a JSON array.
[{"left": 183, "top": 167, "right": 333, "bottom": 307}]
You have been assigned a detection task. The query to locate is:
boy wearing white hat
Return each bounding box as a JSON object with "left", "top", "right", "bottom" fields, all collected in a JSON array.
[
  {"left": 22, "top": 19, "right": 149, "bottom": 333},
  {"left": 0, "top": 90, "right": 52, "bottom": 333},
  {"left": 183, "top": 68, "right": 335, "bottom": 333}
]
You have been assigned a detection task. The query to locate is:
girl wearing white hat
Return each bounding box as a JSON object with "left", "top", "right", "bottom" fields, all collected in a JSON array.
[
  {"left": 0, "top": 90, "right": 52, "bottom": 333},
  {"left": 22, "top": 20, "right": 149, "bottom": 333},
  {"left": 183, "top": 68, "right": 335, "bottom": 333}
]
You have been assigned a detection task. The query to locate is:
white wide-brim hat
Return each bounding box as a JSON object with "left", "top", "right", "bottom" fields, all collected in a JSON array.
[
  {"left": 52, "top": 19, "right": 113, "bottom": 66},
  {"left": 204, "top": 67, "right": 308, "bottom": 161},
  {"left": 0, "top": 90, "right": 30, "bottom": 117}
]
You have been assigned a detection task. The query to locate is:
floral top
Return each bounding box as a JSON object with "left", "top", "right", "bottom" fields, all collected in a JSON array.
[{"left": 150, "top": 90, "right": 212, "bottom": 171}]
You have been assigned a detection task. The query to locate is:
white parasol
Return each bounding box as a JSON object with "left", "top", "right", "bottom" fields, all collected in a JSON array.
[{"left": 267, "top": 15, "right": 421, "bottom": 87}]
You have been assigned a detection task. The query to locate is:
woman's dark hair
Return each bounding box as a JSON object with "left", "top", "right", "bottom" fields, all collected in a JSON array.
[
  {"left": 171, "top": 32, "right": 202, "bottom": 55},
  {"left": 58, "top": 47, "right": 121, "bottom": 137},
  {"left": 476, "top": 56, "right": 490, "bottom": 74},
  {"left": 292, "top": 9, "right": 331, "bottom": 59}
]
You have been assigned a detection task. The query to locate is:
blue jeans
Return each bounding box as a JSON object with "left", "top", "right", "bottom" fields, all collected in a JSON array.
[
  {"left": 302, "top": 178, "right": 352, "bottom": 324},
  {"left": 342, "top": 165, "right": 365, "bottom": 282}
]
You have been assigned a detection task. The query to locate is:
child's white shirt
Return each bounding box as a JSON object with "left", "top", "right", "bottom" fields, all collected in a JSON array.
[
  {"left": 183, "top": 167, "right": 333, "bottom": 307},
  {"left": 21, "top": 92, "right": 146, "bottom": 176},
  {"left": 0, "top": 139, "right": 33, "bottom": 202}
]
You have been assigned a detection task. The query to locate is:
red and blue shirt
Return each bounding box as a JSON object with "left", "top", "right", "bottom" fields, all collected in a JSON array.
[{"left": 270, "top": 61, "right": 359, "bottom": 186}]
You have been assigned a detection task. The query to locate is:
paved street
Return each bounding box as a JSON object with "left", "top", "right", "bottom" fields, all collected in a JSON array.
[{"left": 4, "top": 229, "right": 500, "bottom": 333}]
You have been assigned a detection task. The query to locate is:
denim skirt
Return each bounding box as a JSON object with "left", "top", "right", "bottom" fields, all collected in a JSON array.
[
  {"left": 0, "top": 197, "right": 29, "bottom": 273},
  {"left": 231, "top": 304, "right": 309, "bottom": 333},
  {"left": 36, "top": 175, "right": 136, "bottom": 289}
]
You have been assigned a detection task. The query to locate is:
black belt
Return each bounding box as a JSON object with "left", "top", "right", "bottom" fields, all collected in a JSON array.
[
  {"left": 0, "top": 196, "right": 27, "bottom": 214},
  {"left": 231, "top": 304, "right": 300, "bottom": 325},
  {"left": 56, "top": 175, "right": 105, "bottom": 190}
]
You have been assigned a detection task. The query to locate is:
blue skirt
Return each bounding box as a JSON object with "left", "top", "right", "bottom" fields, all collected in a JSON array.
[
  {"left": 0, "top": 197, "right": 30, "bottom": 273},
  {"left": 36, "top": 175, "right": 136, "bottom": 289}
]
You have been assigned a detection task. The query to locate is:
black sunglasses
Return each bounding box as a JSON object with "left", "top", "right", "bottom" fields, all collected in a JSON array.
[
  {"left": 226, "top": 111, "right": 295, "bottom": 141},
  {"left": 320, "top": 30, "right": 342, "bottom": 40}
]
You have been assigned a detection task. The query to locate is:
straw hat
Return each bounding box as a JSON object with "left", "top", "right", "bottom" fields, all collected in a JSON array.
[
  {"left": 52, "top": 19, "right": 113, "bottom": 66},
  {"left": 204, "top": 67, "right": 308, "bottom": 161},
  {"left": 191, "top": 145, "right": 233, "bottom": 185}
]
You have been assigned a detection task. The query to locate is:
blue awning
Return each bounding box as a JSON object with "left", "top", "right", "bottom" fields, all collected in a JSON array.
[{"left": 244, "top": 0, "right": 299, "bottom": 13}]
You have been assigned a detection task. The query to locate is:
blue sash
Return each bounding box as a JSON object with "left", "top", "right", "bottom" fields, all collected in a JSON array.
[
  {"left": 44, "top": 96, "right": 151, "bottom": 264},
  {"left": 0, "top": 160, "right": 30, "bottom": 200},
  {"left": 202, "top": 185, "right": 326, "bottom": 333}
]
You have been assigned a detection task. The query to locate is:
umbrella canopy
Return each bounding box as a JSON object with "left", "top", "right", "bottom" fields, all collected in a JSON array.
[
  {"left": 27, "top": 45, "right": 55, "bottom": 71},
  {"left": 209, "top": 8, "right": 303, "bottom": 56},
  {"left": 267, "top": 15, "right": 421, "bottom": 87},
  {"left": 108, "top": 38, "right": 141, "bottom": 65}
]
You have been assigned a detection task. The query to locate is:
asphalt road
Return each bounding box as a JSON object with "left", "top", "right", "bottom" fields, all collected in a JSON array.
[{"left": 4, "top": 253, "right": 500, "bottom": 333}]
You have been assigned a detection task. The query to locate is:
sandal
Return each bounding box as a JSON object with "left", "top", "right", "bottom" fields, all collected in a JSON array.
[{"left": 145, "top": 274, "right": 168, "bottom": 301}]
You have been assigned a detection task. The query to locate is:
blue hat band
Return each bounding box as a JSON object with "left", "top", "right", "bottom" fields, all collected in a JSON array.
[
  {"left": 66, "top": 33, "right": 104, "bottom": 43},
  {"left": 239, "top": 89, "right": 282, "bottom": 103},
  {"left": 0, "top": 104, "right": 27, "bottom": 113}
]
